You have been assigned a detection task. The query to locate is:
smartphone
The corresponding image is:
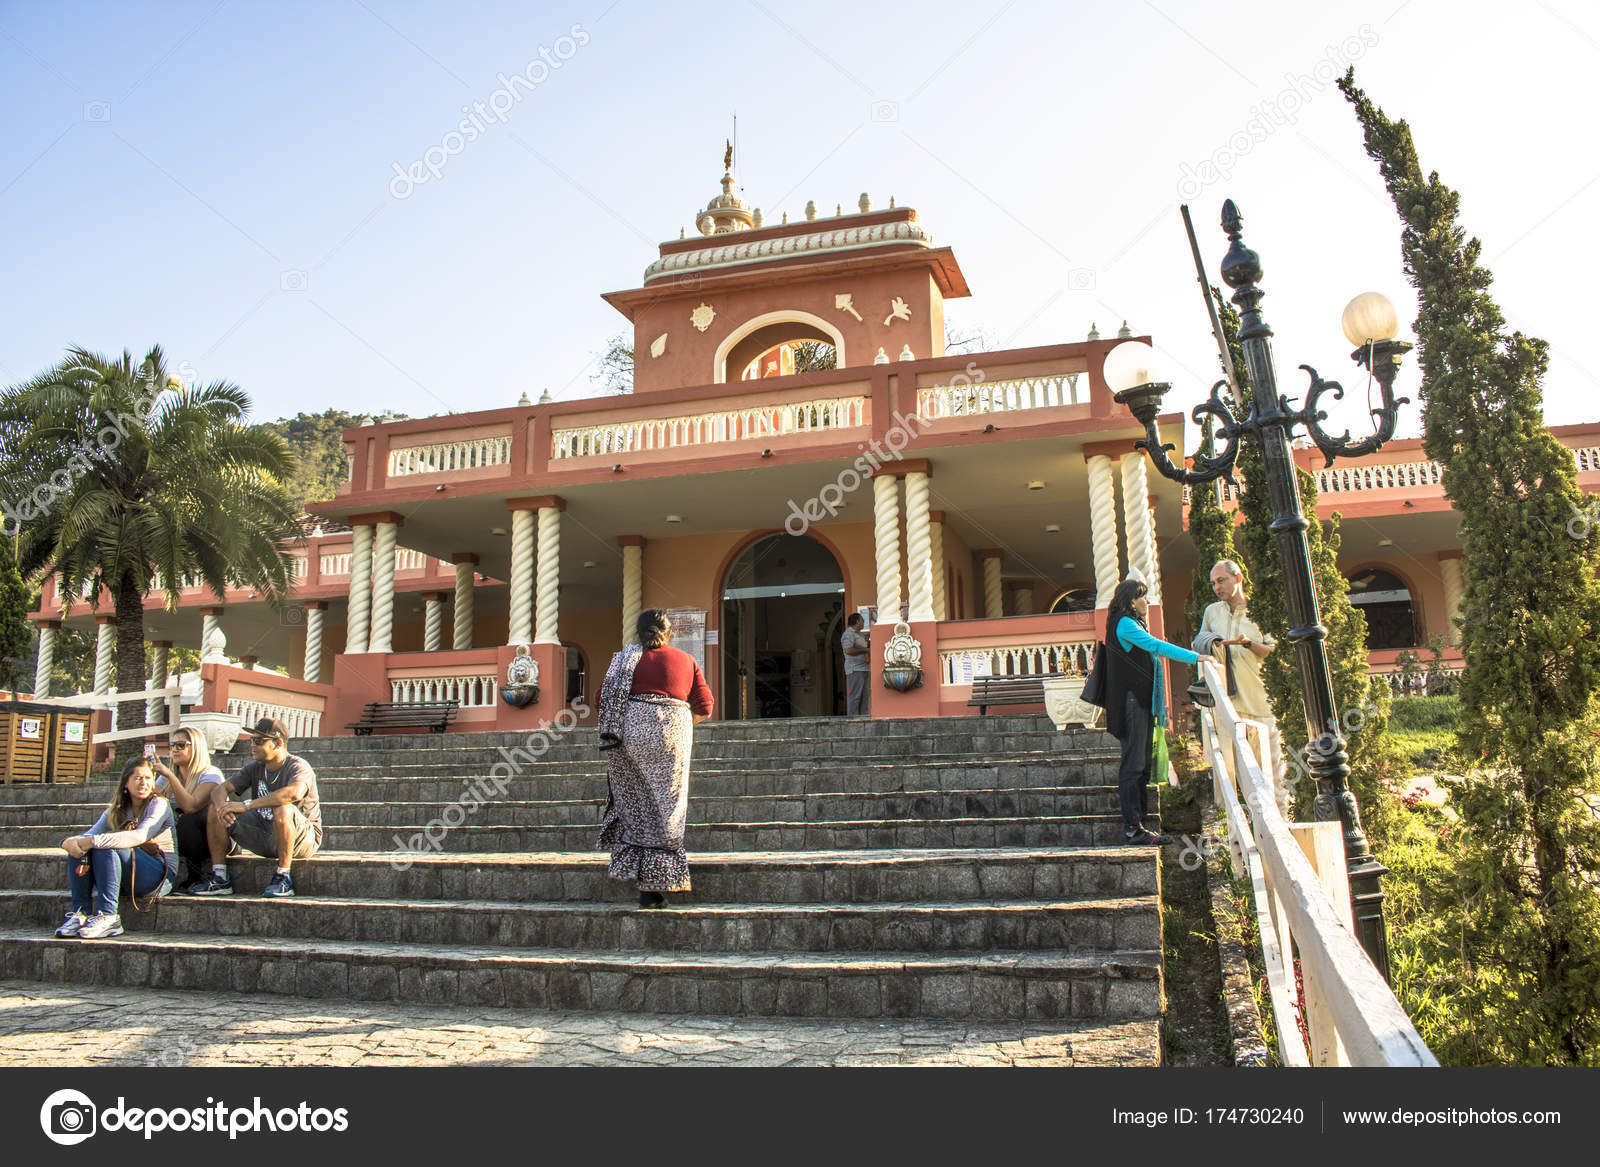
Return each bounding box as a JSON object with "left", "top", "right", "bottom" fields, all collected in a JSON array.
[{"left": 143, "top": 742, "right": 157, "bottom": 759}]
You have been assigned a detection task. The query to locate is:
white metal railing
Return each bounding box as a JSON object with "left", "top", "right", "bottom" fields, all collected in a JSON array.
[
  {"left": 915, "top": 374, "right": 1082, "bottom": 420},
  {"left": 38, "top": 679, "right": 183, "bottom": 745},
  {"left": 1197, "top": 658, "right": 1436, "bottom": 1067},
  {"left": 390, "top": 674, "right": 498, "bottom": 706},
  {"left": 938, "top": 640, "right": 1095, "bottom": 685},
  {"left": 551, "top": 396, "right": 868, "bottom": 459},
  {"left": 226, "top": 696, "right": 322, "bottom": 739},
  {"left": 1317, "top": 459, "right": 1443, "bottom": 494},
  {"left": 1371, "top": 661, "right": 1463, "bottom": 697},
  {"left": 387, "top": 434, "right": 512, "bottom": 477}
]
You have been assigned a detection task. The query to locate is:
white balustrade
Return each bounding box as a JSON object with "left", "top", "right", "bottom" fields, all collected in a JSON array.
[
  {"left": 389, "top": 674, "right": 498, "bottom": 707},
  {"left": 915, "top": 374, "right": 1082, "bottom": 420},
  {"left": 320, "top": 552, "right": 351, "bottom": 577},
  {"left": 938, "top": 640, "right": 1095, "bottom": 685},
  {"left": 1197, "top": 658, "right": 1435, "bottom": 1066},
  {"left": 1317, "top": 459, "right": 1443, "bottom": 494},
  {"left": 226, "top": 697, "right": 322, "bottom": 739},
  {"left": 1574, "top": 445, "right": 1600, "bottom": 473},
  {"left": 387, "top": 435, "right": 512, "bottom": 477},
  {"left": 395, "top": 548, "right": 428, "bottom": 571},
  {"left": 551, "top": 396, "right": 868, "bottom": 459},
  {"left": 1372, "top": 662, "right": 1463, "bottom": 697}
]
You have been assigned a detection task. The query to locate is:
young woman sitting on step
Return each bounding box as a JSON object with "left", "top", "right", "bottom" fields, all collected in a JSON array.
[
  {"left": 56, "top": 756, "right": 178, "bottom": 939},
  {"left": 148, "top": 726, "right": 227, "bottom": 892}
]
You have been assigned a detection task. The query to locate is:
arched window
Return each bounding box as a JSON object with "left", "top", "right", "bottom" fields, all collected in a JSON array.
[
  {"left": 1346, "top": 567, "right": 1418, "bottom": 650},
  {"left": 1050, "top": 587, "right": 1097, "bottom": 614}
]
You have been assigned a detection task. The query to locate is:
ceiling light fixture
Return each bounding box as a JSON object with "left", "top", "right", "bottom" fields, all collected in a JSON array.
[
  {"left": 1044, "top": 524, "right": 1061, "bottom": 533},
  {"left": 1027, "top": 481, "right": 1046, "bottom": 491},
  {"left": 665, "top": 515, "right": 682, "bottom": 524}
]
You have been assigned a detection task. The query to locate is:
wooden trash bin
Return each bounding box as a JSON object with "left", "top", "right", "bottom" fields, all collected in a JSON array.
[
  {"left": 51, "top": 711, "right": 93, "bottom": 783},
  {"left": 2, "top": 704, "right": 54, "bottom": 783}
]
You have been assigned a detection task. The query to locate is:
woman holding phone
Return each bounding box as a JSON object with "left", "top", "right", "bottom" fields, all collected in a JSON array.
[
  {"left": 147, "top": 727, "right": 227, "bottom": 892},
  {"left": 56, "top": 755, "right": 177, "bottom": 939}
]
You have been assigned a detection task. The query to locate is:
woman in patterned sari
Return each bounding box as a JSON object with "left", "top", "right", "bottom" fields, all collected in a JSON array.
[{"left": 596, "top": 609, "right": 713, "bottom": 907}]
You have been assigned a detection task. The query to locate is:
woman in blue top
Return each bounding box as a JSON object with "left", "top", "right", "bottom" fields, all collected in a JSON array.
[{"left": 1103, "top": 576, "right": 1200, "bottom": 845}]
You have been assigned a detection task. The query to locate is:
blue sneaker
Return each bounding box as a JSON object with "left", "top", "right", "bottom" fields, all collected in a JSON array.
[
  {"left": 187, "top": 872, "right": 233, "bottom": 896},
  {"left": 262, "top": 872, "right": 294, "bottom": 898}
]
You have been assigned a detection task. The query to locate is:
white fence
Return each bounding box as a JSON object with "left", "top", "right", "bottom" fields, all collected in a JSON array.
[
  {"left": 1197, "top": 658, "right": 1436, "bottom": 1066},
  {"left": 938, "top": 640, "right": 1094, "bottom": 685},
  {"left": 1316, "top": 459, "right": 1443, "bottom": 495},
  {"left": 552, "top": 396, "right": 868, "bottom": 459},
  {"left": 37, "top": 679, "right": 183, "bottom": 745},
  {"left": 387, "top": 435, "right": 512, "bottom": 477},
  {"left": 225, "top": 697, "right": 322, "bottom": 739},
  {"left": 390, "top": 674, "right": 498, "bottom": 707},
  {"left": 915, "top": 374, "right": 1082, "bottom": 420}
]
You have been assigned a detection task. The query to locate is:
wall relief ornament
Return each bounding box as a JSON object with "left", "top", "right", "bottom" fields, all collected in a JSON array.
[
  {"left": 650, "top": 333, "right": 668, "bottom": 358},
  {"left": 884, "top": 296, "right": 911, "bottom": 326},
  {"left": 881, "top": 621, "right": 924, "bottom": 692},
  {"left": 501, "top": 644, "right": 540, "bottom": 707},
  {"left": 690, "top": 303, "right": 716, "bottom": 332}
]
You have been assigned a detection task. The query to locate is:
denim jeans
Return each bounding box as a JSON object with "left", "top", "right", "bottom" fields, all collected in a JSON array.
[
  {"left": 1115, "top": 692, "right": 1153, "bottom": 835},
  {"left": 67, "top": 847, "right": 171, "bottom": 916}
]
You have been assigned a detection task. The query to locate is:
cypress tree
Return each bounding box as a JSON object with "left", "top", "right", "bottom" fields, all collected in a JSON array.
[
  {"left": 1341, "top": 70, "right": 1600, "bottom": 1064},
  {"left": 1185, "top": 412, "right": 1242, "bottom": 639},
  {"left": 0, "top": 538, "right": 29, "bottom": 697}
]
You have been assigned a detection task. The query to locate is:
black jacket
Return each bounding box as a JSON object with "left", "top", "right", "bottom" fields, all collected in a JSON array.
[{"left": 1104, "top": 616, "right": 1158, "bottom": 740}]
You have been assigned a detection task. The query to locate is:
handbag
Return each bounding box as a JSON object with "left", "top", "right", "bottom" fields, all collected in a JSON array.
[
  {"left": 1080, "top": 642, "right": 1108, "bottom": 707},
  {"left": 128, "top": 841, "right": 172, "bottom": 913}
]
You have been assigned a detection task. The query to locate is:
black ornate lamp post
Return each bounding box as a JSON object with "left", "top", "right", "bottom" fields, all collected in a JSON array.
[{"left": 1103, "top": 200, "right": 1411, "bottom": 979}]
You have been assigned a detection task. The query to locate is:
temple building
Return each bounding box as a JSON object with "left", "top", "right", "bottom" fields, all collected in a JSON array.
[{"left": 25, "top": 160, "right": 1600, "bottom": 737}]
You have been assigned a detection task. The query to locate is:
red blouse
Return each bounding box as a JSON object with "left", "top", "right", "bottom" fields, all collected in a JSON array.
[{"left": 629, "top": 646, "right": 714, "bottom": 717}]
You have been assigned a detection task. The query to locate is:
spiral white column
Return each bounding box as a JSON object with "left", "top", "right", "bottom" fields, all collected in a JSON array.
[
  {"left": 534, "top": 505, "right": 561, "bottom": 645},
  {"left": 201, "top": 611, "right": 222, "bottom": 662},
  {"left": 33, "top": 623, "right": 56, "bottom": 698},
  {"left": 983, "top": 553, "right": 1004, "bottom": 618},
  {"left": 93, "top": 619, "right": 114, "bottom": 694},
  {"left": 621, "top": 541, "right": 643, "bottom": 645},
  {"left": 507, "top": 509, "right": 535, "bottom": 645},
  {"left": 303, "top": 605, "right": 324, "bottom": 683},
  {"left": 424, "top": 596, "right": 444, "bottom": 652},
  {"left": 368, "top": 520, "right": 398, "bottom": 654},
  {"left": 929, "top": 513, "right": 946, "bottom": 621},
  {"left": 1440, "top": 555, "right": 1465, "bottom": 644},
  {"left": 872, "top": 473, "right": 902, "bottom": 623},
  {"left": 904, "top": 470, "right": 934, "bottom": 623},
  {"left": 147, "top": 643, "right": 170, "bottom": 723},
  {"left": 1086, "top": 454, "right": 1122, "bottom": 609},
  {"left": 1120, "top": 451, "right": 1156, "bottom": 586},
  {"left": 1015, "top": 587, "right": 1034, "bottom": 616},
  {"left": 453, "top": 558, "right": 475, "bottom": 650},
  {"left": 346, "top": 524, "right": 373, "bottom": 653}
]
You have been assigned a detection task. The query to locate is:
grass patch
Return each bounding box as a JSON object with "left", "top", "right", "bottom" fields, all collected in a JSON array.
[{"left": 1387, "top": 695, "right": 1462, "bottom": 767}]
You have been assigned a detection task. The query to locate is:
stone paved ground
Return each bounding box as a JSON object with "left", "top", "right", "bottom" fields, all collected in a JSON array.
[{"left": 0, "top": 979, "right": 1159, "bottom": 1067}]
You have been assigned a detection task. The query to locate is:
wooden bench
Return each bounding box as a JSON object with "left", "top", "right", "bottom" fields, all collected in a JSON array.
[
  {"left": 345, "top": 701, "right": 459, "bottom": 735},
  {"left": 967, "top": 675, "right": 1056, "bottom": 715}
]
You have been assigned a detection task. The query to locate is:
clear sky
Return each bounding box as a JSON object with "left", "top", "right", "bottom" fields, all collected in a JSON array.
[{"left": 3, "top": 0, "right": 1595, "bottom": 445}]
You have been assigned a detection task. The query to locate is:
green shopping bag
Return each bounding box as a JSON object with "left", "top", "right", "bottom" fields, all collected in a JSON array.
[{"left": 1150, "top": 721, "right": 1170, "bottom": 786}]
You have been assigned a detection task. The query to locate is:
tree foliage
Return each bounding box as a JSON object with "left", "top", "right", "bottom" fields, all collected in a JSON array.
[
  {"left": 1, "top": 346, "right": 300, "bottom": 730},
  {"left": 0, "top": 537, "right": 29, "bottom": 695},
  {"left": 264, "top": 410, "right": 396, "bottom": 515},
  {"left": 1342, "top": 69, "right": 1600, "bottom": 1065},
  {"left": 1185, "top": 411, "right": 1241, "bottom": 639}
]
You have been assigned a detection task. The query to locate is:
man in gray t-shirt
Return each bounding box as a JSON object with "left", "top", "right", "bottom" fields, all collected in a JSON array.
[
  {"left": 190, "top": 716, "right": 321, "bottom": 899},
  {"left": 841, "top": 613, "right": 871, "bottom": 716}
]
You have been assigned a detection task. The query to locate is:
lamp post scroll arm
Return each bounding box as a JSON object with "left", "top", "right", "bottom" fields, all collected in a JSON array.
[{"left": 1298, "top": 363, "right": 1411, "bottom": 467}]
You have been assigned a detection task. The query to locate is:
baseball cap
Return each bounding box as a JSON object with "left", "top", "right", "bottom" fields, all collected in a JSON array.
[{"left": 243, "top": 716, "right": 289, "bottom": 744}]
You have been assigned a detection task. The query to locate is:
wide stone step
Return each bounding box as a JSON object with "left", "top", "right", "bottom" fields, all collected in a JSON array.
[
  {"left": 1, "top": 889, "right": 1159, "bottom": 953},
  {"left": 0, "top": 928, "right": 1160, "bottom": 1020},
  {"left": 0, "top": 787, "right": 1130, "bottom": 830},
  {"left": 0, "top": 847, "right": 1158, "bottom": 903}
]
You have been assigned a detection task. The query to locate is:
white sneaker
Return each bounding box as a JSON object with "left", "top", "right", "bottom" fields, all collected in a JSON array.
[
  {"left": 76, "top": 912, "right": 124, "bottom": 940},
  {"left": 55, "top": 910, "right": 89, "bottom": 938}
]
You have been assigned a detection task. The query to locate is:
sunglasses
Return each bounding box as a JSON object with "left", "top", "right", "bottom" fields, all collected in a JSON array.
[
  {"left": 168, "top": 741, "right": 190, "bottom": 749},
  {"left": 249, "top": 735, "right": 281, "bottom": 746}
]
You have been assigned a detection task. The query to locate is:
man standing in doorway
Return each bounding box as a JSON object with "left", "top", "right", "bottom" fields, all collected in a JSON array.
[
  {"left": 841, "top": 612, "right": 871, "bottom": 716},
  {"left": 1194, "top": 560, "right": 1287, "bottom": 815}
]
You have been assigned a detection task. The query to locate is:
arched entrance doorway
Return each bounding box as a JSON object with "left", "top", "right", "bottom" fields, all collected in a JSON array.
[
  {"left": 1347, "top": 566, "right": 1419, "bottom": 649},
  {"left": 720, "top": 532, "right": 846, "bottom": 719}
]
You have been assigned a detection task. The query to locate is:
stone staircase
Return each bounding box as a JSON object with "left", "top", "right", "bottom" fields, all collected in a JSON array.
[{"left": 0, "top": 715, "right": 1163, "bottom": 1029}]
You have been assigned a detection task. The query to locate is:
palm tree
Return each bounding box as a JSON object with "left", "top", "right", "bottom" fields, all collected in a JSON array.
[{"left": 0, "top": 345, "right": 300, "bottom": 733}]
